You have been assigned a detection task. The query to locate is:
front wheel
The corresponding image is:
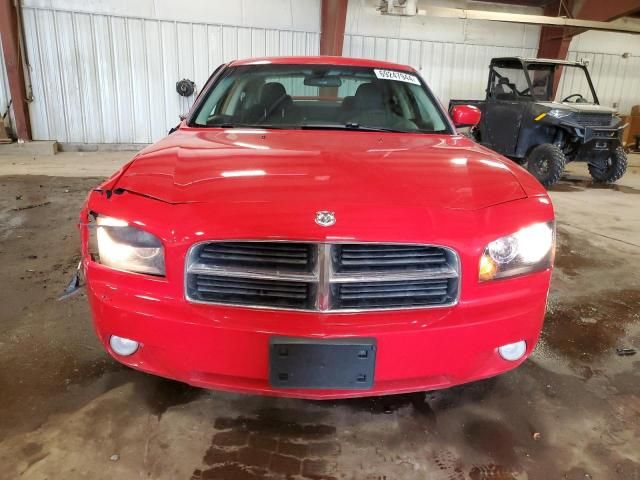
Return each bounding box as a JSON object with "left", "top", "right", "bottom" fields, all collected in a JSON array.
[
  {"left": 526, "top": 144, "right": 566, "bottom": 187},
  {"left": 588, "top": 147, "right": 628, "bottom": 183}
]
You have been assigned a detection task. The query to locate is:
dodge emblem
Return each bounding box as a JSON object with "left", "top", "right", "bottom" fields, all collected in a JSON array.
[{"left": 315, "top": 211, "right": 336, "bottom": 227}]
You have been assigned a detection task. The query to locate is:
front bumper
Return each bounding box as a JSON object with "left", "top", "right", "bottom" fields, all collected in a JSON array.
[
  {"left": 82, "top": 187, "right": 554, "bottom": 399},
  {"left": 86, "top": 261, "right": 550, "bottom": 399},
  {"left": 559, "top": 120, "right": 624, "bottom": 144}
]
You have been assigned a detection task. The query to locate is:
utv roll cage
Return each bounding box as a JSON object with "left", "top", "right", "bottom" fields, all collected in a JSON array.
[{"left": 486, "top": 57, "right": 600, "bottom": 105}]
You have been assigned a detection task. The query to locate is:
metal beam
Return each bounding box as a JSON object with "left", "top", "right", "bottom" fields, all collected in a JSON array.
[
  {"left": 0, "top": 0, "right": 31, "bottom": 140},
  {"left": 320, "top": 0, "right": 348, "bottom": 56},
  {"left": 383, "top": 6, "right": 640, "bottom": 33},
  {"left": 575, "top": 0, "right": 640, "bottom": 21},
  {"left": 537, "top": 0, "right": 640, "bottom": 62}
]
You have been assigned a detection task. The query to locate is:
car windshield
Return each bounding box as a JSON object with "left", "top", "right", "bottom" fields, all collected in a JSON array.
[
  {"left": 527, "top": 63, "right": 597, "bottom": 104},
  {"left": 191, "top": 64, "right": 449, "bottom": 133}
]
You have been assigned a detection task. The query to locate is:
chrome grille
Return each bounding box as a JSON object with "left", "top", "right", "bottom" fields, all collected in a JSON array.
[
  {"left": 190, "top": 274, "right": 315, "bottom": 309},
  {"left": 198, "top": 242, "right": 315, "bottom": 272},
  {"left": 332, "top": 279, "right": 454, "bottom": 309},
  {"left": 186, "top": 242, "right": 459, "bottom": 311},
  {"left": 334, "top": 244, "right": 448, "bottom": 272}
]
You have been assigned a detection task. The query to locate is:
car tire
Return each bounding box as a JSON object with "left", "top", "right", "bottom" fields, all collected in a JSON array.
[
  {"left": 588, "top": 147, "right": 628, "bottom": 183},
  {"left": 526, "top": 144, "right": 566, "bottom": 187}
]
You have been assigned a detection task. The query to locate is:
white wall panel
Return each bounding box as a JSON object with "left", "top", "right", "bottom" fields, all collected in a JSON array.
[
  {"left": 570, "top": 26, "right": 640, "bottom": 56},
  {"left": 344, "top": 33, "right": 536, "bottom": 107},
  {"left": 565, "top": 50, "right": 640, "bottom": 114},
  {"left": 22, "top": 0, "right": 321, "bottom": 33},
  {"left": 344, "top": 30, "right": 640, "bottom": 115},
  {"left": 344, "top": 0, "right": 540, "bottom": 107},
  {"left": 345, "top": 0, "right": 542, "bottom": 46},
  {"left": 22, "top": 5, "right": 320, "bottom": 143},
  {"left": 343, "top": 33, "right": 639, "bottom": 114},
  {"left": 344, "top": 1, "right": 639, "bottom": 114},
  {"left": 0, "top": 37, "right": 15, "bottom": 135}
]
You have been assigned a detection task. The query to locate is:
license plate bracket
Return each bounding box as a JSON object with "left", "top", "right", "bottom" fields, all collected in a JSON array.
[{"left": 269, "top": 337, "right": 376, "bottom": 389}]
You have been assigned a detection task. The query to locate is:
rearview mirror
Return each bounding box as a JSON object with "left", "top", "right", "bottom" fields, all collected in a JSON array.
[
  {"left": 304, "top": 75, "right": 342, "bottom": 88},
  {"left": 450, "top": 105, "right": 481, "bottom": 128}
]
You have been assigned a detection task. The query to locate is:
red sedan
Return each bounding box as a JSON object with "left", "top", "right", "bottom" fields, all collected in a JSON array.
[{"left": 80, "top": 56, "right": 555, "bottom": 399}]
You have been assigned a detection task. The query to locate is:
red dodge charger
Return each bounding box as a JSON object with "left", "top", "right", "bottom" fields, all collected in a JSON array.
[{"left": 80, "top": 56, "right": 555, "bottom": 399}]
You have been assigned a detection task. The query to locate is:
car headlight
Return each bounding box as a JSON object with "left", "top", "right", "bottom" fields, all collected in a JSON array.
[
  {"left": 479, "top": 221, "right": 555, "bottom": 281},
  {"left": 547, "top": 109, "right": 573, "bottom": 119},
  {"left": 89, "top": 214, "right": 165, "bottom": 276}
]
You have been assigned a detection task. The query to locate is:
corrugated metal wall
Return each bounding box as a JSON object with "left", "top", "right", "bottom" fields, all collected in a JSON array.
[
  {"left": 21, "top": 5, "right": 320, "bottom": 144},
  {"left": 0, "top": 37, "right": 12, "bottom": 132},
  {"left": 565, "top": 50, "right": 640, "bottom": 114},
  {"left": 343, "top": 34, "right": 536, "bottom": 107},
  {"left": 14, "top": 1, "right": 639, "bottom": 144}
]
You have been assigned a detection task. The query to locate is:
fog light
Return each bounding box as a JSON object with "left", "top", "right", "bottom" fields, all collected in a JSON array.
[
  {"left": 109, "top": 335, "right": 139, "bottom": 356},
  {"left": 498, "top": 341, "right": 527, "bottom": 361}
]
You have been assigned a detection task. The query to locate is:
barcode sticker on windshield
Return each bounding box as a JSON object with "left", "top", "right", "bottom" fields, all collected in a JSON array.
[{"left": 373, "top": 69, "right": 420, "bottom": 85}]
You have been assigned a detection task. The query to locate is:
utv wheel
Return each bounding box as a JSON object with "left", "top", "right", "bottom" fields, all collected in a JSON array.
[
  {"left": 588, "top": 147, "right": 628, "bottom": 183},
  {"left": 527, "top": 144, "right": 566, "bottom": 187},
  {"left": 470, "top": 127, "right": 481, "bottom": 142}
]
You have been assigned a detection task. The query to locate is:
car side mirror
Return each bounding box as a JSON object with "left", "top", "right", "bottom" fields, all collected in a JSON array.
[{"left": 451, "top": 105, "right": 481, "bottom": 128}]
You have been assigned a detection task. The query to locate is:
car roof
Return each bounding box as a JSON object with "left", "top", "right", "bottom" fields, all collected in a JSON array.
[
  {"left": 491, "top": 56, "right": 585, "bottom": 67},
  {"left": 228, "top": 56, "right": 417, "bottom": 72}
]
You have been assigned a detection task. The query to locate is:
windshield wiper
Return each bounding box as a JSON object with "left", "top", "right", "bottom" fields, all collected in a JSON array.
[
  {"left": 206, "top": 123, "right": 290, "bottom": 129},
  {"left": 207, "top": 122, "right": 426, "bottom": 133},
  {"left": 299, "top": 123, "right": 405, "bottom": 133},
  {"left": 345, "top": 123, "right": 406, "bottom": 133}
]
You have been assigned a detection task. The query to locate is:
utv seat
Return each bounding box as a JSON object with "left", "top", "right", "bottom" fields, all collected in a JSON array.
[
  {"left": 531, "top": 78, "right": 548, "bottom": 98},
  {"left": 492, "top": 77, "right": 518, "bottom": 100}
]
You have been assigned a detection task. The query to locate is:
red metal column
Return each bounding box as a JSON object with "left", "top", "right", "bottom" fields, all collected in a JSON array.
[
  {"left": 537, "top": 0, "right": 573, "bottom": 61},
  {"left": 537, "top": 27, "right": 572, "bottom": 60},
  {"left": 0, "top": 0, "right": 31, "bottom": 140},
  {"left": 320, "top": 0, "right": 348, "bottom": 56}
]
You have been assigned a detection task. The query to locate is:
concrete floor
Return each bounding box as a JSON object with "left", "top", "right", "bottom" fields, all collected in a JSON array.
[{"left": 0, "top": 152, "right": 639, "bottom": 479}]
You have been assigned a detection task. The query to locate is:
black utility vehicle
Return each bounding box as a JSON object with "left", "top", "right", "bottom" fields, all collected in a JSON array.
[{"left": 450, "top": 57, "right": 627, "bottom": 186}]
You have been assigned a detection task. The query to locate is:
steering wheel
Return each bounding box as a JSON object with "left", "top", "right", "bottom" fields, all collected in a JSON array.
[{"left": 562, "top": 93, "right": 585, "bottom": 103}]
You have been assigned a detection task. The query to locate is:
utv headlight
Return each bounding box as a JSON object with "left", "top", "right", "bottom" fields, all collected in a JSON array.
[
  {"left": 479, "top": 221, "right": 555, "bottom": 281},
  {"left": 89, "top": 214, "right": 165, "bottom": 276},
  {"left": 547, "top": 109, "right": 573, "bottom": 119}
]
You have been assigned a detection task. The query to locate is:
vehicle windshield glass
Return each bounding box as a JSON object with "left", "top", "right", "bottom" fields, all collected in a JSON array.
[
  {"left": 488, "top": 61, "right": 532, "bottom": 100},
  {"left": 191, "top": 64, "right": 449, "bottom": 133},
  {"left": 527, "top": 63, "right": 597, "bottom": 104}
]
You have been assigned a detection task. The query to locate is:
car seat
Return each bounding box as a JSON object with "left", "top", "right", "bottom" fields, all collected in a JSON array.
[
  {"left": 346, "top": 83, "right": 417, "bottom": 131},
  {"left": 244, "top": 82, "right": 294, "bottom": 123}
]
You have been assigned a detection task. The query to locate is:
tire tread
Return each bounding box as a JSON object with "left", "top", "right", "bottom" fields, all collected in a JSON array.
[
  {"left": 588, "top": 147, "right": 627, "bottom": 183},
  {"left": 526, "top": 144, "right": 566, "bottom": 187}
]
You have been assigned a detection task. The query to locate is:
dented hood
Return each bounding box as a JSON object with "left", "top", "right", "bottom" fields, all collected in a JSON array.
[{"left": 114, "top": 129, "right": 528, "bottom": 211}]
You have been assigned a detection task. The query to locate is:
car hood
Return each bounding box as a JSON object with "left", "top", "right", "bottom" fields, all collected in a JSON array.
[{"left": 114, "top": 129, "right": 528, "bottom": 211}]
